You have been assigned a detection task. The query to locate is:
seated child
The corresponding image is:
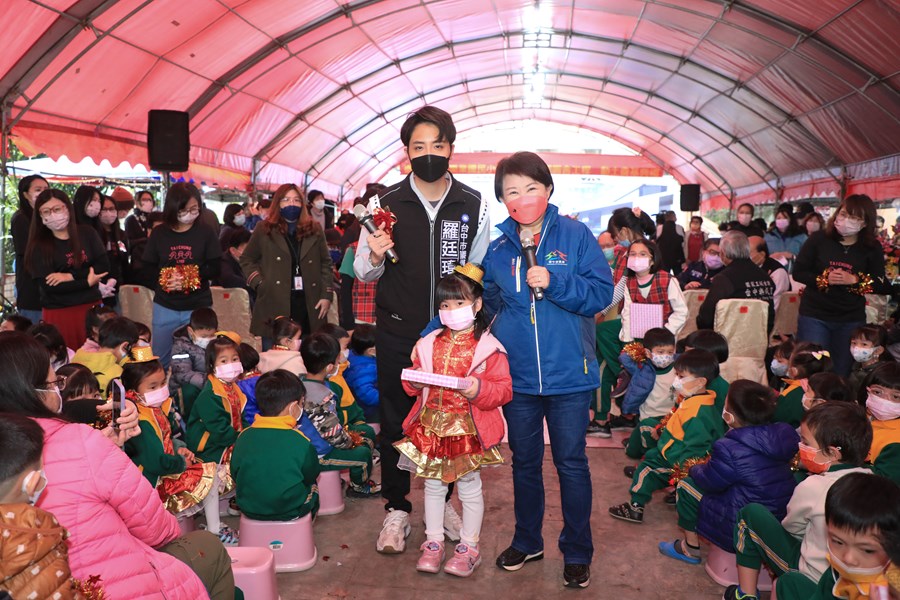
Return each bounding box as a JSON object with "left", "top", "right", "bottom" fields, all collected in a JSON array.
[
  {"left": 231, "top": 369, "right": 321, "bottom": 521},
  {"left": 774, "top": 472, "right": 899, "bottom": 600},
  {"left": 727, "top": 402, "right": 873, "bottom": 600},
  {"left": 609, "top": 349, "right": 725, "bottom": 524},
  {"left": 185, "top": 332, "right": 249, "bottom": 464},
  {"left": 257, "top": 316, "right": 305, "bottom": 376},
  {"left": 135, "top": 321, "right": 152, "bottom": 347},
  {"left": 72, "top": 317, "right": 138, "bottom": 392},
  {"left": 56, "top": 363, "right": 105, "bottom": 426},
  {"left": 863, "top": 362, "right": 900, "bottom": 485},
  {"left": 775, "top": 343, "right": 833, "bottom": 428},
  {"left": 0, "top": 413, "right": 79, "bottom": 599},
  {"left": 802, "top": 372, "right": 853, "bottom": 411},
  {"left": 395, "top": 264, "right": 512, "bottom": 574},
  {"left": 300, "top": 331, "right": 380, "bottom": 497},
  {"left": 170, "top": 307, "right": 219, "bottom": 417},
  {"left": 680, "top": 329, "right": 731, "bottom": 410},
  {"left": 29, "top": 321, "right": 73, "bottom": 371},
  {"left": 848, "top": 324, "right": 887, "bottom": 403},
  {"left": 344, "top": 323, "right": 379, "bottom": 423},
  {"left": 660, "top": 380, "right": 799, "bottom": 564},
  {"left": 769, "top": 338, "right": 796, "bottom": 389},
  {"left": 319, "top": 323, "right": 376, "bottom": 450},
  {"left": 0, "top": 313, "right": 33, "bottom": 333},
  {"left": 621, "top": 327, "right": 677, "bottom": 459},
  {"left": 76, "top": 304, "right": 116, "bottom": 353},
  {"left": 122, "top": 346, "right": 236, "bottom": 545}
]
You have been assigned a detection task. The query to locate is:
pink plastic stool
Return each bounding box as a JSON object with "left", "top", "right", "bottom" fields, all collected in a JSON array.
[
  {"left": 227, "top": 546, "right": 280, "bottom": 600},
  {"left": 367, "top": 422, "right": 381, "bottom": 435},
  {"left": 771, "top": 579, "right": 778, "bottom": 599},
  {"left": 317, "top": 470, "right": 345, "bottom": 516},
  {"left": 177, "top": 515, "right": 197, "bottom": 535},
  {"left": 705, "top": 545, "right": 772, "bottom": 592},
  {"left": 239, "top": 513, "right": 317, "bottom": 572}
]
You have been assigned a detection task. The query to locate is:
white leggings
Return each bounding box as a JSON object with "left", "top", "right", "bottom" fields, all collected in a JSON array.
[{"left": 423, "top": 471, "right": 483, "bottom": 547}]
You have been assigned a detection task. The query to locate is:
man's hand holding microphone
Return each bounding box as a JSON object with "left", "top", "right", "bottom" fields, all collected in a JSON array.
[{"left": 354, "top": 204, "right": 398, "bottom": 266}]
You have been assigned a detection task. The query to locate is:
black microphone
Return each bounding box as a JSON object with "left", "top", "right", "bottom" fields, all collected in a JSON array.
[
  {"left": 519, "top": 232, "right": 543, "bottom": 301},
  {"left": 354, "top": 204, "right": 399, "bottom": 264}
]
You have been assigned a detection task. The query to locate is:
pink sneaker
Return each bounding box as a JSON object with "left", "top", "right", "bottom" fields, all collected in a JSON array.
[
  {"left": 443, "top": 543, "right": 481, "bottom": 577},
  {"left": 416, "top": 540, "right": 445, "bottom": 574}
]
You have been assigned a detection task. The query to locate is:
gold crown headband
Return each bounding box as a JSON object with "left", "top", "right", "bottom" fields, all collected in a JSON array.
[
  {"left": 453, "top": 263, "right": 484, "bottom": 287},
  {"left": 124, "top": 345, "right": 159, "bottom": 364}
]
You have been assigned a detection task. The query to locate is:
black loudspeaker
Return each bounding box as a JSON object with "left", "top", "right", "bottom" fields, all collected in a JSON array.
[
  {"left": 147, "top": 110, "right": 190, "bottom": 172},
  {"left": 680, "top": 184, "right": 701, "bottom": 212}
]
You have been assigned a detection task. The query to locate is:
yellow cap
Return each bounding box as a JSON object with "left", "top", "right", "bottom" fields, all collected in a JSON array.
[
  {"left": 215, "top": 331, "right": 242, "bottom": 345},
  {"left": 125, "top": 345, "right": 159, "bottom": 364}
]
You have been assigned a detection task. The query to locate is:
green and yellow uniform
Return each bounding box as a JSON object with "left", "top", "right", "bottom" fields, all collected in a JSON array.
[
  {"left": 869, "top": 418, "right": 900, "bottom": 485},
  {"left": 186, "top": 376, "right": 249, "bottom": 463},
  {"left": 774, "top": 379, "right": 805, "bottom": 428}
]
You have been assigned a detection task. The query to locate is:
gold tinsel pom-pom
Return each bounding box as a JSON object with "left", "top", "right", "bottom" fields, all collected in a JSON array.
[
  {"left": 852, "top": 272, "right": 873, "bottom": 296},
  {"left": 622, "top": 341, "right": 646, "bottom": 364},
  {"left": 815, "top": 269, "right": 830, "bottom": 292},
  {"left": 159, "top": 264, "right": 202, "bottom": 294},
  {"left": 669, "top": 454, "right": 710, "bottom": 485},
  {"left": 74, "top": 574, "right": 106, "bottom": 599}
]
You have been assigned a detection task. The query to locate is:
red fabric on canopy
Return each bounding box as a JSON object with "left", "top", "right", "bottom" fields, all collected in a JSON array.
[{"left": 1, "top": 0, "right": 898, "bottom": 201}]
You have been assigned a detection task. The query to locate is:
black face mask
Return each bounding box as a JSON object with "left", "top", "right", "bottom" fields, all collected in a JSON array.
[{"left": 409, "top": 154, "right": 449, "bottom": 183}]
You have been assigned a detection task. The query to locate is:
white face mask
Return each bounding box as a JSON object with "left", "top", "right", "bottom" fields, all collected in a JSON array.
[
  {"left": 100, "top": 210, "right": 118, "bottom": 225},
  {"left": 849, "top": 345, "right": 876, "bottom": 363},
  {"left": 22, "top": 470, "right": 48, "bottom": 505},
  {"left": 722, "top": 408, "right": 735, "bottom": 427},
  {"left": 85, "top": 201, "right": 101, "bottom": 218},
  {"left": 313, "top": 199, "right": 326, "bottom": 211},
  {"left": 650, "top": 353, "right": 674, "bottom": 369},
  {"left": 834, "top": 215, "right": 863, "bottom": 237},
  {"left": 626, "top": 256, "right": 651, "bottom": 273},
  {"left": 827, "top": 541, "right": 890, "bottom": 578},
  {"left": 770, "top": 359, "right": 789, "bottom": 377},
  {"left": 36, "top": 386, "right": 63, "bottom": 414},
  {"left": 215, "top": 362, "right": 243, "bottom": 383},
  {"left": 672, "top": 376, "right": 695, "bottom": 395},
  {"left": 233, "top": 214, "right": 246, "bottom": 227},
  {"left": 142, "top": 386, "right": 170, "bottom": 408},
  {"left": 340, "top": 348, "right": 350, "bottom": 363},
  {"left": 177, "top": 211, "right": 199, "bottom": 225},
  {"left": 195, "top": 336, "right": 214, "bottom": 350}
]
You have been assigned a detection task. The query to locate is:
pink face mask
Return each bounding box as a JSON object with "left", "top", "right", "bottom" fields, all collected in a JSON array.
[
  {"left": 215, "top": 362, "right": 243, "bottom": 383},
  {"left": 439, "top": 304, "right": 476, "bottom": 331},
  {"left": 505, "top": 195, "right": 548, "bottom": 225}
]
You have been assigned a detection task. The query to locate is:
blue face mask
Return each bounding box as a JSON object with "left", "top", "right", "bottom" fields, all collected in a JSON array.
[
  {"left": 602, "top": 247, "right": 615, "bottom": 263},
  {"left": 619, "top": 239, "right": 631, "bottom": 248},
  {"left": 770, "top": 359, "right": 789, "bottom": 377},
  {"left": 280, "top": 206, "right": 302, "bottom": 222}
]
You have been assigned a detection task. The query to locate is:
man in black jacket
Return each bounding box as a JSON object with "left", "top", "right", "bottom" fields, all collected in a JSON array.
[
  {"left": 354, "top": 106, "right": 490, "bottom": 554},
  {"left": 697, "top": 230, "right": 775, "bottom": 332}
]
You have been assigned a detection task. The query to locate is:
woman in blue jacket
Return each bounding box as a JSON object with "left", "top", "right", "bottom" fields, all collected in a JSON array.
[{"left": 483, "top": 152, "right": 613, "bottom": 589}]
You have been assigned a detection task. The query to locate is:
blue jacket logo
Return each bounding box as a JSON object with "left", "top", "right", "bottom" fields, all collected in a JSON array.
[{"left": 545, "top": 249, "right": 568, "bottom": 265}]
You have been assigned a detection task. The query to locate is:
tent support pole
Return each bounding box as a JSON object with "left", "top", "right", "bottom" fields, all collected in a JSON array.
[
  {"left": 250, "top": 158, "right": 259, "bottom": 199},
  {"left": 0, "top": 104, "right": 10, "bottom": 287}
]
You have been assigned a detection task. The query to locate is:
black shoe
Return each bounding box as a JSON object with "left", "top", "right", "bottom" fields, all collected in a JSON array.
[
  {"left": 496, "top": 546, "right": 544, "bottom": 571},
  {"left": 621, "top": 437, "right": 629, "bottom": 448},
  {"left": 586, "top": 420, "right": 611, "bottom": 438},
  {"left": 609, "top": 414, "right": 637, "bottom": 430},
  {"left": 611, "top": 372, "right": 631, "bottom": 398},
  {"left": 563, "top": 563, "right": 590, "bottom": 588},
  {"left": 623, "top": 465, "right": 636, "bottom": 479},
  {"left": 608, "top": 502, "right": 644, "bottom": 524},
  {"left": 665, "top": 491, "right": 677, "bottom": 506},
  {"left": 722, "top": 585, "right": 758, "bottom": 600}
]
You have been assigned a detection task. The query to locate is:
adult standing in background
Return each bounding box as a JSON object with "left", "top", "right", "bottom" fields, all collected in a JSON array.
[
  {"left": 240, "top": 183, "right": 333, "bottom": 344},
  {"left": 732, "top": 203, "right": 765, "bottom": 238},
  {"left": 307, "top": 189, "right": 334, "bottom": 231},
  {"left": 11, "top": 175, "right": 49, "bottom": 323},
  {"left": 748, "top": 235, "right": 790, "bottom": 311},
  {"left": 683, "top": 215, "right": 708, "bottom": 264},
  {"left": 96, "top": 194, "right": 128, "bottom": 308},
  {"left": 354, "top": 106, "right": 490, "bottom": 555},
  {"left": 793, "top": 194, "right": 891, "bottom": 376},
  {"left": 72, "top": 185, "right": 102, "bottom": 228},
  {"left": 125, "top": 189, "right": 156, "bottom": 247},
  {"left": 25, "top": 189, "right": 110, "bottom": 349},
  {"left": 218, "top": 203, "right": 247, "bottom": 245},
  {"left": 143, "top": 183, "right": 221, "bottom": 366},
  {"left": 484, "top": 151, "right": 612, "bottom": 588},
  {"left": 764, "top": 203, "right": 807, "bottom": 270},
  {"left": 656, "top": 211, "right": 685, "bottom": 274}
]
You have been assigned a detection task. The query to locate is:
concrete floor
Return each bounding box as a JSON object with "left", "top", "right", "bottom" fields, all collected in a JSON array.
[{"left": 233, "top": 443, "right": 773, "bottom": 600}]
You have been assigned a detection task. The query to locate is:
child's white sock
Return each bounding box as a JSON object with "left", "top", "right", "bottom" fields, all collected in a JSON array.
[
  {"left": 456, "top": 471, "right": 484, "bottom": 547},
  {"left": 423, "top": 478, "right": 449, "bottom": 543},
  {"left": 203, "top": 472, "right": 221, "bottom": 533}
]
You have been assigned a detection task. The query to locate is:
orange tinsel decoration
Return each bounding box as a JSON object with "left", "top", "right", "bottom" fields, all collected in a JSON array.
[
  {"left": 74, "top": 574, "right": 106, "bottom": 599},
  {"left": 159, "top": 264, "right": 202, "bottom": 294},
  {"left": 669, "top": 454, "right": 710, "bottom": 485},
  {"left": 622, "top": 341, "right": 646, "bottom": 364}
]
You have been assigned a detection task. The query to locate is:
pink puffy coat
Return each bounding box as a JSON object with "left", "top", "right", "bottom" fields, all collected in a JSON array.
[
  {"left": 36, "top": 418, "right": 209, "bottom": 600},
  {"left": 401, "top": 329, "right": 512, "bottom": 449}
]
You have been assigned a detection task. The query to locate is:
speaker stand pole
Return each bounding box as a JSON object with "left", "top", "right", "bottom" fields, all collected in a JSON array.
[{"left": 161, "top": 171, "right": 171, "bottom": 192}]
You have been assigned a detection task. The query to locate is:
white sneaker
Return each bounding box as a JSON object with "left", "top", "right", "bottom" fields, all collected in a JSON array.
[
  {"left": 376, "top": 509, "right": 411, "bottom": 554},
  {"left": 444, "top": 502, "right": 463, "bottom": 542}
]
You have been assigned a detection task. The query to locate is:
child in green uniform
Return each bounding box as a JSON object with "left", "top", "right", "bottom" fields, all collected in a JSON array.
[
  {"left": 726, "top": 402, "right": 873, "bottom": 600},
  {"left": 774, "top": 343, "right": 833, "bottom": 428},
  {"left": 301, "top": 332, "right": 380, "bottom": 497},
  {"left": 774, "top": 472, "right": 898, "bottom": 600},
  {"left": 185, "top": 332, "right": 249, "bottom": 464},
  {"left": 863, "top": 362, "right": 900, "bottom": 485},
  {"left": 608, "top": 349, "right": 725, "bottom": 524},
  {"left": 681, "top": 329, "right": 731, "bottom": 411},
  {"left": 801, "top": 372, "right": 854, "bottom": 412},
  {"left": 123, "top": 346, "right": 235, "bottom": 544},
  {"left": 319, "top": 323, "right": 377, "bottom": 451},
  {"left": 231, "top": 369, "right": 320, "bottom": 521}
]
